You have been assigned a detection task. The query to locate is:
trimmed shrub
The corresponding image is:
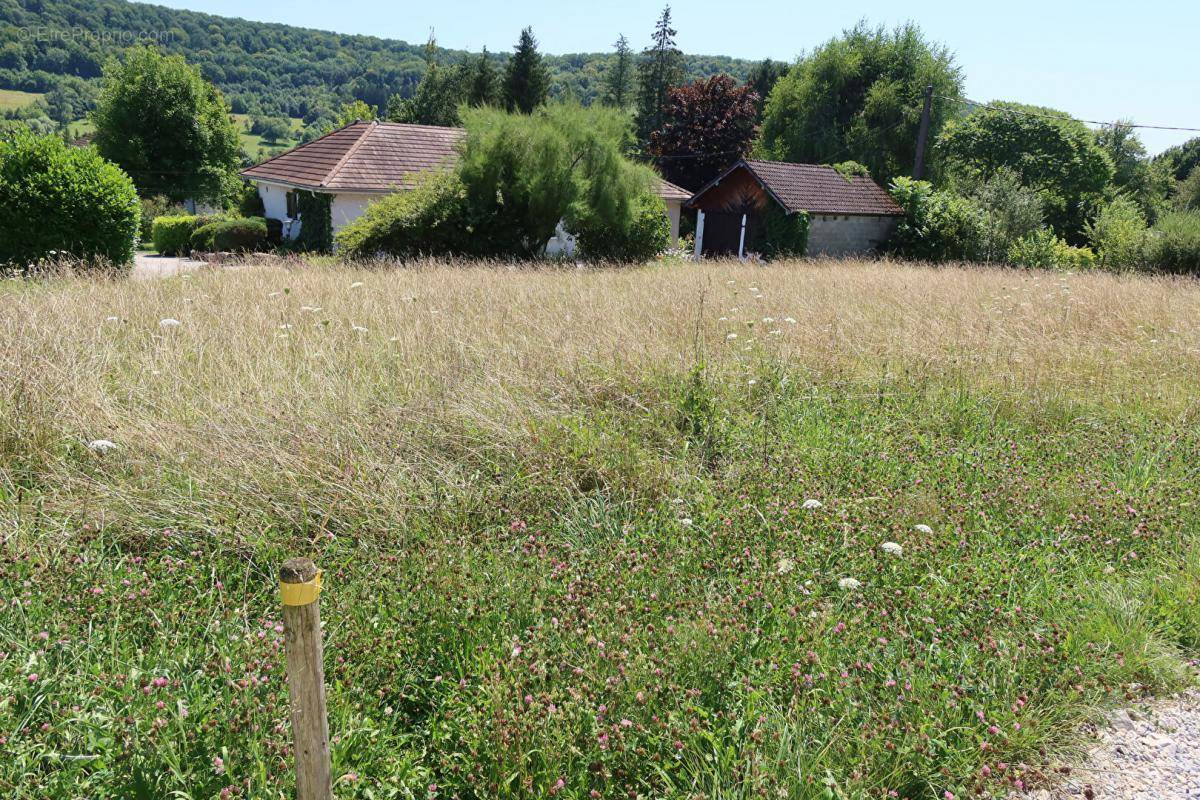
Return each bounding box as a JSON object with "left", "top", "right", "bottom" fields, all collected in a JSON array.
[
  {"left": 337, "top": 171, "right": 469, "bottom": 260},
  {"left": 887, "top": 177, "right": 981, "bottom": 262},
  {"left": 1150, "top": 211, "right": 1200, "bottom": 274},
  {"left": 572, "top": 191, "right": 670, "bottom": 263},
  {"left": 152, "top": 215, "right": 198, "bottom": 256},
  {"left": 190, "top": 217, "right": 267, "bottom": 252},
  {"left": 0, "top": 129, "right": 140, "bottom": 270}
]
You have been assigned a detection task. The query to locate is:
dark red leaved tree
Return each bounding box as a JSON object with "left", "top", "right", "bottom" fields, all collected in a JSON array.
[{"left": 648, "top": 75, "right": 759, "bottom": 192}]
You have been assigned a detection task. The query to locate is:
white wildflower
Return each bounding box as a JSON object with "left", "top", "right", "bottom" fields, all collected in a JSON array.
[
  {"left": 105, "top": 316, "right": 119, "bottom": 322},
  {"left": 679, "top": 518, "right": 693, "bottom": 527},
  {"left": 913, "top": 524, "right": 933, "bottom": 535},
  {"left": 726, "top": 333, "right": 738, "bottom": 340},
  {"left": 159, "top": 318, "right": 181, "bottom": 328},
  {"left": 776, "top": 558, "right": 795, "bottom": 575},
  {"left": 350, "top": 281, "right": 364, "bottom": 289},
  {"left": 278, "top": 324, "right": 293, "bottom": 330},
  {"left": 802, "top": 499, "right": 823, "bottom": 510},
  {"left": 300, "top": 305, "right": 322, "bottom": 313},
  {"left": 838, "top": 577, "right": 861, "bottom": 591},
  {"left": 87, "top": 439, "right": 118, "bottom": 454},
  {"left": 880, "top": 541, "right": 904, "bottom": 557},
  {"left": 784, "top": 317, "right": 797, "bottom": 324},
  {"left": 748, "top": 379, "right": 757, "bottom": 386},
  {"left": 351, "top": 325, "right": 368, "bottom": 333},
  {"left": 268, "top": 291, "right": 281, "bottom": 298},
  {"left": 762, "top": 317, "right": 774, "bottom": 324}
]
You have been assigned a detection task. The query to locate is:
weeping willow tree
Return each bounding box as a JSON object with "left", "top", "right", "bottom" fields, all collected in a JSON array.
[{"left": 457, "top": 103, "right": 660, "bottom": 259}]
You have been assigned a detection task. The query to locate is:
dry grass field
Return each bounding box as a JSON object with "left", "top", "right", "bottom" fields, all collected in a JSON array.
[{"left": 1, "top": 258, "right": 1198, "bottom": 798}]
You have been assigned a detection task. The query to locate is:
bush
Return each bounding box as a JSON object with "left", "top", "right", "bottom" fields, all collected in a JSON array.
[
  {"left": 152, "top": 215, "right": 216, "bottom": 256},
  {"left": 571, "top": 191, "right": 670, "bottom": 262},
  {"left": 337, "top": 171, "right": 468, "bottom": 260},
  {"left": 1149, "top": 211, "right": 1200, "bottom": 274},
  {"left": 968, "top": 169, "right": 1046, "bottom": 263},
  {"left": 887, "top": 177, "right": 981, "bottom": 262},
  {"left": 752, "top": 204, "right": 809, "bottom": 260},
  {"left": 190, "top": 217, "right": 268, "bottom": 252},
  {"left": 1086, "top": 197, "right": 1150, "bottom": 271},
  {"left": 1006, "top": 229, "right": 1095, "bottom": 270},
  {"left": 0, "top": 129, "right": 140, "bottom": 270},
  {"left": 236, "top": 182, "right": 265, "bottom": 217}
]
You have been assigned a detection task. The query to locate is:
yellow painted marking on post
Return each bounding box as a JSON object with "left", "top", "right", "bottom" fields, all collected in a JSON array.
[{"left": 280, "top": 570, "right": 323, "bottom": 606}]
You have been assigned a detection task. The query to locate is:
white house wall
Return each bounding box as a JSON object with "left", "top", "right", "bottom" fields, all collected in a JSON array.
[{"left": 331, "top": 194, "right": 375, "bottom": 233}]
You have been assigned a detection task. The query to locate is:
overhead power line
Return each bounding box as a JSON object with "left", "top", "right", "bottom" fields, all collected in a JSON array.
[{"left": 939, "top": 95, "right": 1200, "bottom": 133}]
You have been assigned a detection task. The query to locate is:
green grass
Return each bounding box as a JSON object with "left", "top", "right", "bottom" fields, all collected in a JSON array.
[
  {"left": 1, "top": 261, "right": 1198, "bottom": 799},
  {"left": 231, "top": 113, "right": 305, "bottom": 160},
  {"left": 0, "top": 89, "right": 43, "bottom": 111}
]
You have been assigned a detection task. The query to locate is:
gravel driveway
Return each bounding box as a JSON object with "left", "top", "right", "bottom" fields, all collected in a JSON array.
[{"left": 133, "top": 252, "right": 207, "bottom": 279}]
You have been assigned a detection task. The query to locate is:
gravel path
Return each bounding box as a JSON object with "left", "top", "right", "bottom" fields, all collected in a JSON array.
[{"left": 1021, "top": 691, "right": 1200, "bottom": 799}]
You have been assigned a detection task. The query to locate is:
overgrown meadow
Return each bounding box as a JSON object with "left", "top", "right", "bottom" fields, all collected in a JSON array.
[{"left": 1, "top": 259, "right": 1198, "bottom": 799}]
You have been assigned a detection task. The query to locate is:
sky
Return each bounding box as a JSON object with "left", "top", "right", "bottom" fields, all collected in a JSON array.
[{"left": 154, "top": 0, "right": 1199, "bottom": 154}]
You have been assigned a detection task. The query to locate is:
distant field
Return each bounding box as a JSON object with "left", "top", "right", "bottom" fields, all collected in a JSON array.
[
  {"left": 1, "top": 259, "right": 1198, "bottom": 799},
  {"left": 0, "top": 88, "right": 42, "bottom": 110},
  {"left": 231, "top": 112, "right": 305, "bottom": 159}
]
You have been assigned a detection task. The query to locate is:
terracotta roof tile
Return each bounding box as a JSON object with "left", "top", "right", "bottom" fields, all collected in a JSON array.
[
  {"left": 693, "top": 160, "right": 904, "bottom": 216},
  {"left": 241, "top": 121, "right": 463, "bottom": 191},
  {"left": 655, "top": 179, "right": 693, "bottom": 201}
]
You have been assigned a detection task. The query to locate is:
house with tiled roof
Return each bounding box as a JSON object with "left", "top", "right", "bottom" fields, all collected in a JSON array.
[
  {"left": 241, "top": 120, "right": 694, "bottom": 249},
  {"left": 687, "top": 159, "right": 904, "bottom": 258}
]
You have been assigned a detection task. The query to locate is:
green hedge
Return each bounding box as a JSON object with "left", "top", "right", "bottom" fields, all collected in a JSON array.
[
  {"left": 754, "top": 204, "right": 809, "bottom": 260},
  {"left": 190, "top": 217, "right": 267, "bottom": 252},
  {"left": 0, "top": 129, "right": 140, "bottom": 270},
  {"left": 337, "top": 171, "right": 468, "bottom": 260},
  {"left": 152, "top": 215, "right": 199, "bottom": 256}
]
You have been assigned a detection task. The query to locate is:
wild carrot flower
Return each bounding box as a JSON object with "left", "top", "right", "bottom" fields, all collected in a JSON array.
[
  {"left": 776, "top": 558, "right": 795, "bottom": 575},
  {"left": 802, "top": 499, "right": 823, "bottom": 510},
  {"left": 880, "top": 542, "right": 903, "bottom": 556},
  {"left": 838, "top": 577, "right": 861, "bottom": 590},
  {"left": 159, "top": 318, "right": 181, "bottom": 328},
  {"left": 914, "top": 524, "right": 933, "bottom": 534},
  {"left": 87, "top": 439, "right": 118, "bottom": 453}
]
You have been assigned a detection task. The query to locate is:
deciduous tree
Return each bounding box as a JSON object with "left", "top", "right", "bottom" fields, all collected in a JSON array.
[
  {"left": 648, "top": 74, "right": 758, "bottom": 191},
  {"left": 759, "top": 22, "right": 962, "bottom": 185},
  {"left": 92, "top": 46, "right": 240, "bottom": 203}
]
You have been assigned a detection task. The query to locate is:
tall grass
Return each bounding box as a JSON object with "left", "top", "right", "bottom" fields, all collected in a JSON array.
[{"left": 1, "top": 258, "right": 1198, "bottom": 799}]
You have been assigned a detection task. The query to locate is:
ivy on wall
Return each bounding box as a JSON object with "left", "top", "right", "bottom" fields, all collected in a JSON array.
[
  {"left": 295, "top": 190, "right": 333, "bottom": 252},
  {"left": 753, "top": 205, "right": 809, "bottom": 259}
]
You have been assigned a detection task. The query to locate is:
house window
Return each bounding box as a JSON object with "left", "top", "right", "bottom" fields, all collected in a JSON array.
[{"left": 286, "top": 190, "right": 298, "bottom": 218}]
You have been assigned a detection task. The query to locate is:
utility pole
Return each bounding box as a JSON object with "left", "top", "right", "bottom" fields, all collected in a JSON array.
[{"left": 912, "top": 84, "right": 934, "bottom": 180}]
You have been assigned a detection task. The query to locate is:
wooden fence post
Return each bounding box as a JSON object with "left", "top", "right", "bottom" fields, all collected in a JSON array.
[{"left": 280, "top": 557, "right": 332, "bottom": 800}]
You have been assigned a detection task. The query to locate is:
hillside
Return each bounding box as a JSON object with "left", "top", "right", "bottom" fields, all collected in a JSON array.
[{"left": 0, "top": 0, "right": 755, "bottom": 118}]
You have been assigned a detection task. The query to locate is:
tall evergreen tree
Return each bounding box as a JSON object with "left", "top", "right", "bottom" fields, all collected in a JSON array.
[
  {"left": 602, "top": 35, "right": 634, "bottom": 108},
  {"left": 746, "top": 58, "right": 788, "bottom": 121},
  {"left": 635, "top": 7, "right": 684, "bottom": 146},
  {"left": 503, "top": 27, "right": 550, "bottom": 114},
  {"left": 467, "top": 48, "right": 501, "bottom": 107}
]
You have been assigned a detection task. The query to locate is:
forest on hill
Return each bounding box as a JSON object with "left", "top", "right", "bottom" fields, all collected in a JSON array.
[{"left": 0, "top": 0, "right": 754, "bottom": 118}]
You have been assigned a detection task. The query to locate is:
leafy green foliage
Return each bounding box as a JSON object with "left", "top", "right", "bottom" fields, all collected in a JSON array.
[
  {"left": 503, "top": 28, "right": 550, "bottom": 114},
  {"left": 1149, "top": 211, "right": 1200, "bottom": 274},
  {"left": 887, "top": 177, "right": 981, "bottom": 262},
  {"left": 1174, "top": 167, "right": 1200, "bottom": 212},
  {"left": 1094, "top": 122, "right": 1172, "bottom": 222},
  {"left": 190, "top": 217, "right": 267, "bottom": 252},
  {"left": 1085, "top": 197, "right": 1150, "bottom": 270},
  {"left": 752, "top": 205, "right": 809, "bottom": 259},
  {"left": 336, "top": 171, "right": 469, "bottom": 260},
  {"left": 294, "top": 190, "right": 333, "bottom": 253},
  {"left": 745, "top": 58, "right": 788, "bottom": 121},
  {"left": 759, "top": 22, "right": 963, "bottom": 184},
  {"left": 91, "top": 46, "right": 241, "bottom": 204},
  {"left": 968, "top": 169, "right": 1047, "bottom": 263},
  {"left": 572, "top": 190, "right": 670, "bottom": 262},
  {"left": 635, "top": 6, "right": 685, "bottom": 147},
  {"left": 0, "top": 129, "right": 139, "bottom": 269},
  {"left": 936, "top": 102, "right": 1113, "bottom": 241},
  {"left": 1154, "top": 137, "right": 1200, "bottom": 182},
  {"left": 648, "top": 74, "right": 758, "bottom": 191},
  {"left": 138, "top": 194, "right": 185, "bottom": 241},
  {"left": 386, "top": 37, "right": 472, "bottom": 127},
  {"left": 1006, "top": 229, "right": 1095, "bottom": 271}
]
